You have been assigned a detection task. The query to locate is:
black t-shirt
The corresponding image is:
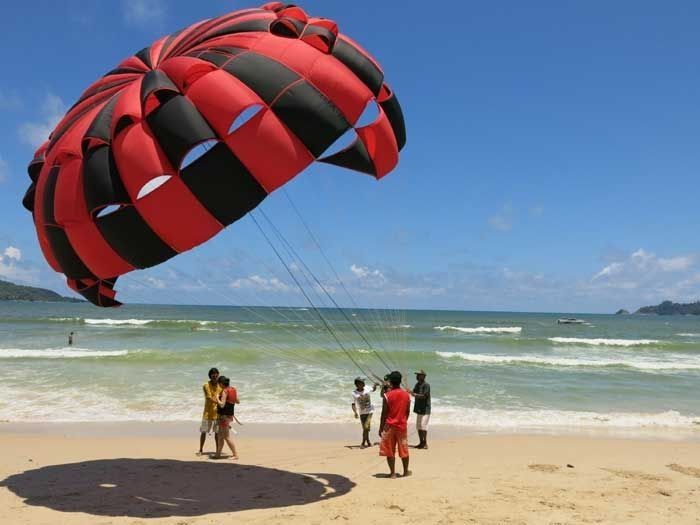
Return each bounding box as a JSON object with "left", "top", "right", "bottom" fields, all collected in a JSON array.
[{"left": 412, "top": 382, "right": 431, "bottom": 415}]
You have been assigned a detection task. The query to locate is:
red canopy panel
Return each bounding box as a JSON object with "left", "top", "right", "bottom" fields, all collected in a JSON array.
[{"left": 23, "top": 3, "right": 406, "bottom": 306}]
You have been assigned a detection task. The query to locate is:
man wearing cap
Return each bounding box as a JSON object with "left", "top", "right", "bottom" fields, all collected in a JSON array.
[
  {"left": 379, "top": 371, "right": 411, "bottom": 478},
  {"left": 410, "top": 370, "right": 431, "bottom": 449},
  {"left": 351, "top": 377, "right": 377, "bottom": 448}
]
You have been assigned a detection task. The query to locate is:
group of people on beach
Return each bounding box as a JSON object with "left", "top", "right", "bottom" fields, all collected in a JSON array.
[
  {"left": 198, "top": 367, "right": 240, "bottom": 460},
  {"left": 197, "top": 366, "right": 430, "bottom": 479},
  {"left": 351, "top": 369, "right": 431, "bottom": 478}
]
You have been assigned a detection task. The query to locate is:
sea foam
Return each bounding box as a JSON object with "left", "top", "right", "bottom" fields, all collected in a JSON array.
[
  {"left": 0, "top": 347, "right": 128, "bottom": 359},
  {"left": 434, "top": 325, "right": 522, "bottom": 334},
  {"left": 548, "top": 337, "right": 659, "bottom": 347},
  {"left": 436, "top": 351, "right": 700, "bottom": 371},
  {"left": 84, "top": 318, "right": 226, "bottom": 327},
  {"left": 85, "top": 318, "right": 154, "bottom": 326}
]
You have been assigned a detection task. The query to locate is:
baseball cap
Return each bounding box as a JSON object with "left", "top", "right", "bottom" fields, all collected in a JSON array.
[{"left": 388, "top": 370, "right": 402, "bottom": 384}]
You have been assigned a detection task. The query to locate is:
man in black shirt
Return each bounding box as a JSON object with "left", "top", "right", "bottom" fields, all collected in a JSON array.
[{"left": 410, "top": 369, "right": 431, "bottom": 449}]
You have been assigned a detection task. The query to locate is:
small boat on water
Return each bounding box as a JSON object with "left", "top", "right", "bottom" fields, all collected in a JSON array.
[{"left": 557, "top": 318, "right": 585, "bottom": 325}]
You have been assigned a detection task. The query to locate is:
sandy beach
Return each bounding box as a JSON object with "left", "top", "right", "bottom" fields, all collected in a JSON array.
[{"left": 1, "top": 423, "right": 700, "bottom": 524}]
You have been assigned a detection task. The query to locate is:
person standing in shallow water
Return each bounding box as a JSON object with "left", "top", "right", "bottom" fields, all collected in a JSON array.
[
  {"left": 379, "top": 371, "right": 411, "bottom": 478},
  {"left": 68, "top": 332, "right": 74, "bottom": 345},
  {"left": 198, "top": 368, "right": 221, "bottom": 455},
  {"left": 410, "top": 369, "right": 431, "bottom": 449},
  {"left": 351, "top": 377, "right": 377, "bottom": 448}
]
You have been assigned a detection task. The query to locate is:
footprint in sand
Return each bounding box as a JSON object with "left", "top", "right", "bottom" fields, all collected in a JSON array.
[
  {"left": 667, "top": 463, "right": 700, "bottom": 478},
  {"left": 528, "top": 464, "right": 560, "bottom": 473},
  {"left": 600, "top": 468, "right": 668, "bottom": 482}
]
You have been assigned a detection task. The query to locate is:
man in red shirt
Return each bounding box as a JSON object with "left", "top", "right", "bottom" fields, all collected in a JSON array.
[{"left": 378, "top": 371, "right": 411, "bottom": 478}]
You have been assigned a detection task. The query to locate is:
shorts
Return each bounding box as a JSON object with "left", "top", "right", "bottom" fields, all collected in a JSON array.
[
  {"left": 359, "top": 413, "right": 372, "bottom": 431},
  {"left": 217, "top": 416, "right": 233, "bottom": 437},
  {"left": 416, "top": 414, "right": 430, "bottom": 431},
  {"left": 200, "top": 419, "right": 217, "bottom": 434},
  {"left": 379, "top": 426, "right": 409, "bottom": 459}
]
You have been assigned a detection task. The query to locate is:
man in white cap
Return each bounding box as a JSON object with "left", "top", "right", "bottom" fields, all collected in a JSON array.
[
  {"left": 410, "top": 369, "right": 431, "bottom": 449},
  {"left": 351, "top": 377, "right": 377, "bottom": 448}
]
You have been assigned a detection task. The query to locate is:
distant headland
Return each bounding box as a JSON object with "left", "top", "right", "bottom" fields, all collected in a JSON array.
[
  {"left": 627, "top": 300, "right": 700, "bottom": 316},
  {"left": 0, "top": 279, "right": 83, "bottom": 303}
]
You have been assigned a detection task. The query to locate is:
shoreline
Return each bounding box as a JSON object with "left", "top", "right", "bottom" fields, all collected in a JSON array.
[{"left": 2, "top": 420, "right": 700, "bottom": 442}]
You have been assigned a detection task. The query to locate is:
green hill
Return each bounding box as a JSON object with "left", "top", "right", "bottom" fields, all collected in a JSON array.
[
  {"left": 636, "top": 300, "right": 700, "bottom": 315},
  {"left": 0, "top": 279, "right": 83, "bottom": 303}
]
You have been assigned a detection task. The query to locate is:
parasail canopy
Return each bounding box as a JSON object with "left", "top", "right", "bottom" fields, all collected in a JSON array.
[{"left": 23, "top": 2, "right": 406, "bottom": 307}]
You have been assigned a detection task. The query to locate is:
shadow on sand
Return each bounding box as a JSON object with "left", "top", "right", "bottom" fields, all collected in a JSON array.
[{"left": 0, "top": 458, "right": 355, "bottom": 518}]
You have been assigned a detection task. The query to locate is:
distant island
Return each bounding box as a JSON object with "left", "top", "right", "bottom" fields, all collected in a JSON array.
[
  {"left": 634, "top": 300, "right": 700, "bottom": 316},
  {"left": 0, "top": 279, "right": 83, "bottom": 303},
  {"left": 615, "top": 309, "right": 630, "bottom": 315}
]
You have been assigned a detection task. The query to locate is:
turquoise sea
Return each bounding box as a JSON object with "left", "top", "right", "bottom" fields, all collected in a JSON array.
[{"left": 1, "top": 302, "right": 699, "bottom": 435}]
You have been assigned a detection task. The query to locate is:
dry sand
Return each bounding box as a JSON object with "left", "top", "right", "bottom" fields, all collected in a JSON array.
[{"left": 1, "top": 423, "right": 700, "bottom": 524}]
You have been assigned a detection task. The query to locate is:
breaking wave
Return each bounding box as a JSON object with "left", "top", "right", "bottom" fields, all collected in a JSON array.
[
  {"left": 548, "top": 337, "right": 660, "bottom": 347},
  {"left": 436, "top": 351, "right": 700, "bottom": 371},
  {"left": 0, "top": 347, "right": 129, "bottom": 359},
  {"left": 434, "top": 325, "right": 522, "bottom": 334}
]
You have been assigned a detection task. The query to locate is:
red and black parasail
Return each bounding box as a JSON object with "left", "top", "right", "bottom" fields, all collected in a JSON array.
[{"left": 23, "top": 3, "right": 406, "bottom": 307}]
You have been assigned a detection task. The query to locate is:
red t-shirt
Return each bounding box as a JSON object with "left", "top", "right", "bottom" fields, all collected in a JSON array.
[{"left": 384, "top": 388, "right": 410, "bottom": 431}]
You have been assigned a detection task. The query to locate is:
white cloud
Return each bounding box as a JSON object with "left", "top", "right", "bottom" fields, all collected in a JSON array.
[
  {"left": 592, "top": 249, "right": 695, "bottom": 283},
  {"left": 0, "top": 246, "right": 37, "bottom": 284},
  {"left": 350, "top": 264, "right": 384, "bottom": 280},
  {"left": 123, "top": 0, "right": 166, "bottom": 27},
  {"left": 18, "top": 93, "right": 67, "bottom": 148},
  {"left": 145, "top": 276, "right": 166, "bottom": 289},
  {"left": 592, "top": 262, "right": 623, "bottom": 281},
  {"left": 0, "top": 90, "right": 22, "bottom": 110},
  {"left": 4, "top": 246, "right": 21, "bottom": 261},
  {"left": 230, "top": 275, "right": 292, "bottom": 293},
  {"left": 0, "top": 156, "right": 8, "bottom": 183},
  {"left": 0, "top": 261, "right": 37, "bottom": 283},
  {"left": 488, "top": 204, "right": 514, "bottom": 232},
  {"left": 346, "top": 263, "right": 446, "bottom": 299},
  {"left": 658, "top": 256, "right": 692, "bottom": 272},
  {"left": 585, "top": 248, "right": 700, "bottom": 305}
]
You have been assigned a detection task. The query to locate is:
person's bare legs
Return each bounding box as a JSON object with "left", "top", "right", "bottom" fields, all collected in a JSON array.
[
  {"left": 401, "top": 457, "right": 411, "bottom": 477},
  {"left": 198, "top": 432, "right": 206, "bottom": 454},
  {"left": 386, "top": 457, "right": 397, "bottom": 478},
  {"left": 213, "top": 431, "right": 226, "bottom": 458},
  {"left": 224, "top": 436, "right": 238, "bottom": 459}
]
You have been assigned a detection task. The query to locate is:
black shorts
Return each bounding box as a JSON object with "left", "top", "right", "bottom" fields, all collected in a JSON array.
[{"left": 359, "top": 413, "right": 372, "bottom": 430}]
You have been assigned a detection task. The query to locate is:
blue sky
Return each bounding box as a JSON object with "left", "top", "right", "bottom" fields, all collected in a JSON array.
[{"left": 0, "top": 0, "right": 699, "bottom": 313}]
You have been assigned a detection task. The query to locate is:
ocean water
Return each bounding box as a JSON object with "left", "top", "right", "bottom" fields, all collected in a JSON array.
[{"left": 1, "top": 302, "right": 699, "bottom": 436}]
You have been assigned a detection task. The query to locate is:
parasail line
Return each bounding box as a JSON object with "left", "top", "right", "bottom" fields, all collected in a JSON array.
[
  {"left": 281, "top": 188, "right": 405, "bottom": 372},
  {"left": 124, "top": 269, "right": 348, "bottom": 373},
  {"left": 258, "top": 206, "right": 393, "bottom": 374},
  {"left": 250, "top": 212, "right": 380, "bottom": 382},
  {"left": 258, "top": 208, "right": 397, "bottom": 374}
]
